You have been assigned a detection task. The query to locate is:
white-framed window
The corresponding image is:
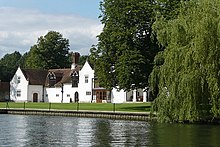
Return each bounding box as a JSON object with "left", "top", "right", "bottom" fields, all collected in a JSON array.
[
  {"left": 16, "top": 90, "right": 21, "bottom": 97},
  {"left": 86, "top": 91, "right": 91, "bottom": 95},
  {"left": 67, "top": 94, "right": 70, "bottom": 97},
  {"left": 85, "top": 75, "right": 89, "bottom": 83},
  {"left": 17, "top": 76, "right": 21, "bottom": 84},
  {"left": 56, "top": 94, "right": 59, "bottom": 97}
]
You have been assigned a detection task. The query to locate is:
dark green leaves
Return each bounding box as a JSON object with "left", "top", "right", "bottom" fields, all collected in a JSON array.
[
  {"left": 91, "top": 0, "right": 160, "bottom": 91},
  {"left": 25, "top": 31, "right": 70, "bottom": 69},
  {"left": 0, "top": 51, "right": 22, "bottom": 81}
]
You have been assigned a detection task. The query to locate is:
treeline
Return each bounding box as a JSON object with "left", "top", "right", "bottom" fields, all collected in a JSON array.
[
  {"left": 0, "top": 31, "right": 88, "bottom": 82},
  {"left": 91, "top": 0, "right": 220, "bottom": 122}
]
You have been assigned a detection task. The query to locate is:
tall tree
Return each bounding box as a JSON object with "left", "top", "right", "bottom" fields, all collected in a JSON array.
[
  {"left": 19, "top": 52, "right": 28, "bottom": 68},
  {"left": 90, "top": 0, "right": 160, "bottom": 91},
  {"left": 154, "top": 0, "right": 183, "bottom": 20},
  {"left": 149, "top": 0, "right": 184, "bottom": 99},
  {"left": 25, "top": 31, "right": 70, "bottom": 69},
  {"left": 0, "top": 51, "right": 22, "bottom": 81},
  {"left": 79, "top": 55, "right": 89, "bottom": 65},
  {"left": 151, "top": 0, "right": 220, "bottom": 122}
]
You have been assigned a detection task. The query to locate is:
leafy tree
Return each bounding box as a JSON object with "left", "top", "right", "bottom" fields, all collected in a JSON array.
[
  {"left": 0, "top": 51, "right": 22, "bottom": 81},
  {"left": 79, "top": 55, "right": 89, "bottom": 65},
  {"left": 16, "top": 52, "right": 28, "bottom": 68},
  {"left": 151, "top": 0, "right": 220, "bottom": 122},
  {"left": 91, "top": 0, "right": 160, "bottom": 90},
  {"left": 25, "top": 31, "right": 70, "bottom": 69},
  {"left": 149, "top": 0, "right": 184, "bottom": 99},
  {"left": 154, "top": 0, "right": 183, "bottom": 20}
]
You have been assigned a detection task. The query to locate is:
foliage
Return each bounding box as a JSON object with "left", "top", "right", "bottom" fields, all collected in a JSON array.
[
  {"left": 154, "top": 0, "right": 183, "bottom": 20},
  {"left": 90, "top": 0, "right": 160, "bottom": 91},
  {"left": 79, "top": 55, "right": 89, "bottom": 65},
  {"left": 25, "top": 31, "right": 71, "bottom": 69},
  {"left": 0, "top": 51, "right": 22, "bottom": 81},
  {"left": 151, "top": 0, "right": 220, "bottom": 122},
  {"left": 18, "top": 52, "right": 28, "bottom": 68}
]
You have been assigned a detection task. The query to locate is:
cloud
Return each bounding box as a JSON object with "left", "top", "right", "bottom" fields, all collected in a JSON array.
[{"left": 0, "top": 7, "right": 103, "bottom": 57}]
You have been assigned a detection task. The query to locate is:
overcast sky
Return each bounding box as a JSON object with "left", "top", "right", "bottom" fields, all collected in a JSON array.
[{"left": 0, "top": 0, "right": 103, "bottom": 57}]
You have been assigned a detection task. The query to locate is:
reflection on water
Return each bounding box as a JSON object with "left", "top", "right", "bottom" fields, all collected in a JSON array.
[{"left": 0, "top": 114, "right": 220, "bottom": 146}]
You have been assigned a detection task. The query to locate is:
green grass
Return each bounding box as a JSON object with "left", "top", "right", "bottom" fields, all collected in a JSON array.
[{"left": 0, "top": 102, "right": 151, "bottom": 112}]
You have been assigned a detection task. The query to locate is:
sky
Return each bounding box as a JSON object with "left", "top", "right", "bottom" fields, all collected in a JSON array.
[{"left": 0, "top": 0, "right": 103, "bottom": 57}]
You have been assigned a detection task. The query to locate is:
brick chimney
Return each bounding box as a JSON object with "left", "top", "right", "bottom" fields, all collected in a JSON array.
[{"left": 71, "top": 52, "right": 80, "bottom": 69}]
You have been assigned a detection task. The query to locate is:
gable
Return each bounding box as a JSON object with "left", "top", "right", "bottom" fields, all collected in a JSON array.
[{"left": 80, "top": 61, "right": 94, "bottom": 73}]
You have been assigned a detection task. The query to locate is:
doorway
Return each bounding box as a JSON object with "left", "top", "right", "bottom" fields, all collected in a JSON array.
[
  {"left": 74, "top": 92, "right": 79, "bottom": 102},
  {"left": 33, "top": 93, "right": 38, "bottom": 102}
]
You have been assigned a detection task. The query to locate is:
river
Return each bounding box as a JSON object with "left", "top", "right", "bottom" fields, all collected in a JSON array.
[{"left": 0, "top": 114, "right": 219, "bottom": 146}]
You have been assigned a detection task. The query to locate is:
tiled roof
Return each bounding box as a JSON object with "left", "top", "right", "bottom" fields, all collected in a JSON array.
[
  {"left": 21, "top": 68, "right": 48, "bottom": 85},
  {"left": 45, "top": 66, "right": 81, "bottom": 87},
  {"left": 20, "top": 65, "right": 81, "bottom": 86}
]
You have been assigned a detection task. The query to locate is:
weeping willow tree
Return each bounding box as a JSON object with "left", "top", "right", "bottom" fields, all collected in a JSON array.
[{"left": 151, "top": 0, "right": 220, "bottom": 122}]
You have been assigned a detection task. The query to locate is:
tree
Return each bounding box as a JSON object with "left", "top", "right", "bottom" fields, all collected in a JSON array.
[
  {"left": 149, "top": 0, "right": 184, "bottom": 99},
  {"left": 154, "top": 0, "right": 183, "bottom": 20},
  {"left": 0, "top": 51, "right": 22, "bottom": 81},
  {"left": 150, "top": 0, "right": 220, "bottom": 122},
  {"left": 19, "top": 52, "right": 28, "bottom": 68},
  {"left": 79, "top": 55, "right": 89, "bottom": 65},
  {"left": 90, "top": 0, "right": 160, "bottom": 90},
  {"left": 25, "top": 31, "right": 70, "bottom": 69}
]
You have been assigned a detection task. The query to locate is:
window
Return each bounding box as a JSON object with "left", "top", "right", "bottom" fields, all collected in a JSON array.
[
  {"left": 85, "top": 75, "right": 89, "bottom": 83},
  {"left": 71, "top": 71, "right": 79, "bottom": 87},
  {"left": 67, "top": 94, "right": 70, "bottom": 97},
  {"left": 48, "top": 72, "right": 56, "bottom": 87},
  {"left": 72, "top": 81, "right": 78, "bottom": 87},
  {"left": 86, "top": 91, "right": 91, "bottom": 95},
  {"left": 16, "top": 90, "right": 21, "bottom": 97},
  {"left": 56, "top": 94, "right": 59, "bottom": 97},
  {"left": 17, "top": 76, "right": 21, "bottom": 84}
]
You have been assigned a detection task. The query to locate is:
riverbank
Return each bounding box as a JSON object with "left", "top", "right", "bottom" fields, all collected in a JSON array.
[
  {"left": 0, "top": 108, "right": 155, "bottom": 121},
  {"left": 0, "top": 102, "right": 151, "bottom": 112}
]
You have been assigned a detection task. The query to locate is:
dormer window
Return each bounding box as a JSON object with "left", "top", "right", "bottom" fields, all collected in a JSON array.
[
  {"left": 71, "top": 71, "right": 79, "bottom": 87},
  {"left": 48, "top": 72, "right": 56, "bottom": 87}
]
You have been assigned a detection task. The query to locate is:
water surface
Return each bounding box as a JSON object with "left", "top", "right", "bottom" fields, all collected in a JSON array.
[{"left": 0, "top": 114, "right": 219, "bottom": 146}]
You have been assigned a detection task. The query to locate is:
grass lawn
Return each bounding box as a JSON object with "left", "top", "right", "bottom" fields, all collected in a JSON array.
[{"left": 0, "top": 102, "right": 151, "bottom": 112}]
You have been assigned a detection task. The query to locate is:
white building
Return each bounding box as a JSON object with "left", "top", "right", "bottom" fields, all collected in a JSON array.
[
  {"left": 10, "top": 67, "right": 47, "bottom": 102},
  {"left": 10, "top": 53, "right": 150, "bottom": 103}
]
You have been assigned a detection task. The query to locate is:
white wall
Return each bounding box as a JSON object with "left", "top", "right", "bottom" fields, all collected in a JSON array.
[
  {"left": 111, "top": 88, "right": 127, "bottom": 103},
  {"left": 78, "top": 61, "right": 94, "bottom": 103},
  {"left": 45, "top": 85, "right": 77, "bottom": 103},
  {"left": 28, "top": 85, "right": 44, "bottom": 102},
  {"left": 62, "top": 84, "right": 78, "bottom": 103},
  {"left": 10, "top": 67, "right": 29, "bottom": 102},
  {"left": 45, "top": 87, "right": 62, "bottom": 103}
]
